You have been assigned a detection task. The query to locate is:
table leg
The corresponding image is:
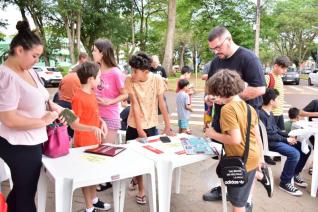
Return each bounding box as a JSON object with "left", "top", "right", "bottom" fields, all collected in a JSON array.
[
  {"left": 55, "top": 178, "right": 73, "bottom": 212},
  {"left": 311, "top": 132, "right": 318, "bottom": 197},
  {"left": 112, "top": 179, "right": 127, "bottom": 212},
  {"left": 144, "top": 170, "right": 157, "bottom": 212},
  {"left": 221, "top": 181, "right": 227, "bottom": 212},
  {"left": 37, "top": 168, "right": 48, "bottom": 212},
  {"left": 156, "top": 160, "right": 173, "bottom": 212},
  {"left": 174, "top": 167, "right": 181, "bottom": 194}
]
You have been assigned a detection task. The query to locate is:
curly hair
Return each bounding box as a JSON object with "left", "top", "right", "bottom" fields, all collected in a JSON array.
[
  {"left": 206, "top": 69, "right": 245, "bottom": 97},
  {"left": 129, "top": 52, "right": 152, "bottom": 71}
]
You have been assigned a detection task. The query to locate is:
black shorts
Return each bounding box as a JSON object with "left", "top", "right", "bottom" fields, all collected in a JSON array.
[{"left": 125, "top": 126, "right": 158, "bottom": 141}]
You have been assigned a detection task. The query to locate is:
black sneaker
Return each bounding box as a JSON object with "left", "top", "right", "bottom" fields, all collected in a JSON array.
[
  {"left": 294, "top": 174, "right": 308, "bottom": 188},
  {"left": 279, "top": 182, "right": 303, "bottom": 196},
  {"left": 93, "top": 199, "right": 111, "bottom": 211},
  {"left": 202, "top": 186, "right": 222, "bottom": 201},
  {"left": 258, "top": 166, "right": 274, "bottom": 197},
  {"left": 83, "top": 209, "right": 97, "bottom": 212},
  {"left": 264, "top": 156, "right": 276, "bottom": 165},
  {"left": 273, "top": 156, "right": 281, "bottom": 162}
]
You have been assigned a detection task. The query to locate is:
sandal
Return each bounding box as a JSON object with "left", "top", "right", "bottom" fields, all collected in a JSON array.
[
  {"left": 96, "top": 182, "right": 112, "bottom": 192},
  {"left": 136, "top": 195, "right": 147, "bottom": 204},
  {"left": 129, "top": 178, "right": 138, "bottom": 191}
]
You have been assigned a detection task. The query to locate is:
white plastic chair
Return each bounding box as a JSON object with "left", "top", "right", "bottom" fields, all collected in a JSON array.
[
  {"left": 0, "top": 158, "right": 13, "bottom": 192},
  {"left": 259, "top": 121, "right": 286, "bottom": 170},
  {"left": 117, "top": 130, "right": 126, "bottom": 144}
]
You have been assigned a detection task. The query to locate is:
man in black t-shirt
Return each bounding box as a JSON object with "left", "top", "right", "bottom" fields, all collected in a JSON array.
[
  {"left": 203, "top": 26, "right": 266, "bottom": 205},
  {"left": 300, "top": 99, "right": 318, "bottom": 121},
  {"left": 149, "top": 55, "right": 168, "bottom": 79}
]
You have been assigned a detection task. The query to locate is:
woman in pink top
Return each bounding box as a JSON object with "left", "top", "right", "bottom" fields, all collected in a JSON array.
[
  {"left": 0, "top": 21, "right": 63, "bottom": 212},
  {"left": 92, "top": 39, "right": 128, "bottom": 144}
]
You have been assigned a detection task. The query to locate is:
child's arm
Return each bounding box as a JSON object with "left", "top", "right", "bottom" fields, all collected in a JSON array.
[
  {"left": 185, "top": 103, "right": 193, "bottom": 112},
  {"left": 96, "top": 88, "right": 128, "bottom": 106},
  {"left": 204, "top": 125, "right": 241, "bottom": 145},
  {"left": 158, "top": 93, "right": 174, "bottom": 136},
  {"left": 99, "top": 118, "right": 108, "bottom": 136},
  {"left": 70, "top": 119, "right": 105, "bottom": 142}
]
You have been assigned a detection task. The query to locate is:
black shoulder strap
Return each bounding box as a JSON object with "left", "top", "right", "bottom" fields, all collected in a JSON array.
[{"left": 243, "top": 103, "right": 252, "bottom": 163}]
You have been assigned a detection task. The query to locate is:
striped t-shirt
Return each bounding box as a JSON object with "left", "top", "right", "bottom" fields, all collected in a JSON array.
[{"left": 265, "top": 74, "right": 284, "bottom": 116}]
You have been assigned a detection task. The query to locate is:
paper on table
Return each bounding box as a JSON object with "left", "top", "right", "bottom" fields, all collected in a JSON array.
[{"left": 80, "top": 154, "right": 108, "bottom": 163}]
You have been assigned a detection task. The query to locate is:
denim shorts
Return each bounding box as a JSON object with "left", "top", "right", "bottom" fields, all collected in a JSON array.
[
  {"left": 227, "top": 169, "right": 256, "bottom": 208},
  {"left": 178, "top": 119, "right": 189, "bottom": 129}
]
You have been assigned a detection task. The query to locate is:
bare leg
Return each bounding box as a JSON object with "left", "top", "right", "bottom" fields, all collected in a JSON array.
[
  {"left": 136, "top": 175, "right": 145, "bottom": 197},
  {"left": 82, "top": 186, "right": 94, "bottom": 209},
  {"left": 103, "top": 129, "right": 118, "bottom": 144}
]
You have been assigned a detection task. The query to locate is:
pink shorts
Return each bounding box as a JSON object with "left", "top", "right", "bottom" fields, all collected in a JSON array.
[{"left": 102, "top": 118, "right": 121, "bottom": 130}]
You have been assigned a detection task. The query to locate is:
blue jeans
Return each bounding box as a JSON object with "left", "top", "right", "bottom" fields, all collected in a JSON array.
[{"left": 269, "top": 141, "right": 310, "bottom": 184}]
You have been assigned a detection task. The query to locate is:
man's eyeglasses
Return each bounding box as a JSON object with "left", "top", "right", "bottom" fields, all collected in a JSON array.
[{"left": 209, "top": 37, "right": 229, "bottom": 52}]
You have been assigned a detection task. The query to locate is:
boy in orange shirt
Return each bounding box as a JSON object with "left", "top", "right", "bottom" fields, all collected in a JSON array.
[{"left": 70, "top": 61, "right": 111, "bottom": 212}]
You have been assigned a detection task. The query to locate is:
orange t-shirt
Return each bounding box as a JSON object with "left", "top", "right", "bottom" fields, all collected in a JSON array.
[
  {"left": 59, "top": 72, "right": 81, "bottom": 102},
  {"left": 72, "top": 89, "right": 101, "bottom": 147}
]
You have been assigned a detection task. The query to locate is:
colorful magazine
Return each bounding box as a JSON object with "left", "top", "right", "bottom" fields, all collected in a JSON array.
[
  {"left": 84, "top": 145, "right": 126, "bottom": 157},
  {"left": 180, "top": 137, "right": 221, "bottom": 155}
]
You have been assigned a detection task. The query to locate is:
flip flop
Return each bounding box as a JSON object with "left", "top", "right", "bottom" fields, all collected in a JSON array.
[{"left": 96, "top": 182, "right": 112, "bottom": 192}]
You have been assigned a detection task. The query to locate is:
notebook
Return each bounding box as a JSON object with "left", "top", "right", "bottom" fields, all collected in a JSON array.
[{"left": 84, "top": 145, "right": 126, "bottom": 157}]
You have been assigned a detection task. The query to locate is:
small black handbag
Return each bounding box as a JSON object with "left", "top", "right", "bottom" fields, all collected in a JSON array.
[{"left": 216, "top": 103, "right": 252, "bottom": 187}]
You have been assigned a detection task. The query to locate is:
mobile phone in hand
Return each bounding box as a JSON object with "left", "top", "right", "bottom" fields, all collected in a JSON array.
[
  {"left": 160, "top": 136, "right": 171, "bottom": 143},
  {"left": 59, "top": 109, "right": 77, "bottom": 125}
]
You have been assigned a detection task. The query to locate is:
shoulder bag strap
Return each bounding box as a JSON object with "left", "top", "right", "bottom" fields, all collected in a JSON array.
[{"left": 242, "top": 103, "right": 252, "bottom": 163}]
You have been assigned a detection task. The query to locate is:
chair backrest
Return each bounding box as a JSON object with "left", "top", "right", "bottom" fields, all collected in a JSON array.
[
  {"left": 117, "top": 130, "right": 126, "bottom": 144},
  {"left": 259, "top": 120, "right": 270, "bottom": 153}
]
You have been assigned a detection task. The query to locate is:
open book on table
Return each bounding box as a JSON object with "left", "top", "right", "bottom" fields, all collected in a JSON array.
[{"left": 84, "top": 145, "right": 126, "bottom": 157}]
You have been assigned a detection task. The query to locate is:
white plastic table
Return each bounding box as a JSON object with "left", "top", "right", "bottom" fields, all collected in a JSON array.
[
  {"left": 292, "top": 120, "right": 318, "bottom": 197},
  {"left": 127, "top": 134, "right": 221, "bottom": 212},
  {"left": 37, "top": 145, "right": 157, "bottom": 212}
]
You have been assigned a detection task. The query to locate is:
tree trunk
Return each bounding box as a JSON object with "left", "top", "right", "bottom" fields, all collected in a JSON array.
[
  {"left": 131, "top": 0, "right": 135, "bottom": 46},
  {"left": 76, "top": 13, "right": 81, "bottom": 56},
  {"left": 162, "top": 0, "right": 176, "bottom": 75},
  {"left": 64, "top": 18, "right": 75, "bottom": 64},
  {"left": 139, "top": 0, "right": 145, "bottom": 51},
  {"left": 179, "top": 43, "right": 185, "bottom": 69}
]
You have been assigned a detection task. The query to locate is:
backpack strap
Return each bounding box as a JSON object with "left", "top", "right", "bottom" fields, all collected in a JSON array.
[{"left": 268, "top": 73, "right": 275, "bottom": 89}]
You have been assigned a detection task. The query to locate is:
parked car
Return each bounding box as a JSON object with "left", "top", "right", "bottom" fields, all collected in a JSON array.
[
  {"left": 308, "top": 69, "right": 318, "bottom": 86},
  {"left": 282, "top": 67, "right": 300, "bottom": 85},
  {"left": 302, "top": 68, "right": 313, "bottom": 74},
  {"left": 33, "top": 66, "right": 63, "bottom": 87}
]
